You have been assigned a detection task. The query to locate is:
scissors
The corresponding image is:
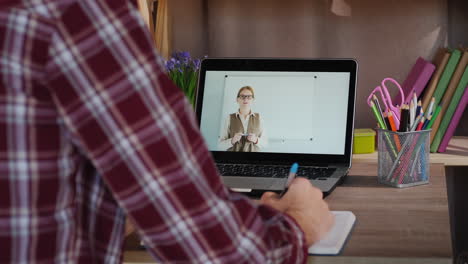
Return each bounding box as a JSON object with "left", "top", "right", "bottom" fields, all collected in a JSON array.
[{"left": 367, "top": 77, "right": 405, "bottom": 129}]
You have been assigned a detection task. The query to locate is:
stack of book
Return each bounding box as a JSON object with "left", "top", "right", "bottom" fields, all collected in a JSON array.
[{"left": 394, "top": 48, "right": 468, "bottom": 153}]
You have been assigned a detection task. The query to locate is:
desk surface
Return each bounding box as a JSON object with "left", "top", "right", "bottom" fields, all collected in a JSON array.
[
  {"left": 327, "top": 163, "right": 451, "bottom": 258},
  {"left": 123, "top": 163, "right": 451, "bottom": 263}
]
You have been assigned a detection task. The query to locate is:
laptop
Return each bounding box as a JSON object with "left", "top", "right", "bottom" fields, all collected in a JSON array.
[{"left": 195, "top": 58, "right": 357, "bottom": 196}]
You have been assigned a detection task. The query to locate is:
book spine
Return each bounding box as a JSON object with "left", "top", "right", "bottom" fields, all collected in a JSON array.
[
  {"left": 431, "top": 66, "right": 468, "bottom": 152},
  {"left": 430, "top": 50, "right": 463, "bottom": 145},
  {"left": 437, "top": 85, "right": 468, "bottom": 152},
  {"left": 422, "top": 50, "right": 450, "bottom": 111}
]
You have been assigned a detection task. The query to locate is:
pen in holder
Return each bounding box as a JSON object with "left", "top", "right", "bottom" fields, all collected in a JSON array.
[{"left": 377, "top": 128, "right": 430, "bottom": 188}]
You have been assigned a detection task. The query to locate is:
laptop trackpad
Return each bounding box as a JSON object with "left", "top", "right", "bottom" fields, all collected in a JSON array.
[{"left": 222, "top": 176, "right": 285, "bottom": 191}]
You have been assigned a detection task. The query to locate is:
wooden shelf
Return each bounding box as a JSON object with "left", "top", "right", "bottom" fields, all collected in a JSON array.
[{"left": 353, "top": 136, "right": 468, "bottom": 166}]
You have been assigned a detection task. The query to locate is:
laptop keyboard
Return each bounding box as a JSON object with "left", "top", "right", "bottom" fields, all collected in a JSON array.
[{"left": 216, "top": 164, "right": 336, "bottom": 180}]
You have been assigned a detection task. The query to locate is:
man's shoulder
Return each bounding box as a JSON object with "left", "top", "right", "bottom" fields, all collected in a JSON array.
[
  {"left": 0, "top": 0, "right": 81, "bottom": 27},
  {"left": 0, "top": 0, "right": 25, "bottom": 10}
]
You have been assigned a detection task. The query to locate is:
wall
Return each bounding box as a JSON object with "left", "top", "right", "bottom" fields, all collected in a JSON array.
[
  {"left": 171, "top": 0, "right": 207, "bottom": 57},
  {"left": 171, "top": 0, "right": 468, "bottom": 135}
]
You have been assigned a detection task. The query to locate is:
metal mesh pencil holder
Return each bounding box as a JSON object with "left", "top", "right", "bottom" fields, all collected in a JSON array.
[{"left": 377, "top": 128, "right": 431, "bottom": 188}]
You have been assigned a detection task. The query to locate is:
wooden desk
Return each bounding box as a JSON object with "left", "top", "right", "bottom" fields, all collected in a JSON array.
[
  {"left": 327, "top": 163, "right": 451, "bottom": 258},
  {"left": 124, "top": 163, "right": 452, "bottom": 263}
]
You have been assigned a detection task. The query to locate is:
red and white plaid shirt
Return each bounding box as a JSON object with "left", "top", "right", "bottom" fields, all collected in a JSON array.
[{"left": 0, "top": 0, "right": 307, "bottom": 263}]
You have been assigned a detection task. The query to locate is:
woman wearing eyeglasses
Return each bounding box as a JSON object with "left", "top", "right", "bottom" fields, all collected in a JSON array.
[{"left": 218, "top": 86, "right": 267, "bottom": 152}]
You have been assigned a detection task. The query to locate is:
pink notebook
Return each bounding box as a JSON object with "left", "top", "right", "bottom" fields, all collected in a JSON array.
[
  {"left": 394, "top": 57, "right": 435, "bottom": 104},
  {"left": 438, "top": 85, "right": 468, "bottom": 152}
]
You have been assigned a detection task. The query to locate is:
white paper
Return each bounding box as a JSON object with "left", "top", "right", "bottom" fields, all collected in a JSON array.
[{"left": 308, "top": 211, "right": 356, "bottom": 255}]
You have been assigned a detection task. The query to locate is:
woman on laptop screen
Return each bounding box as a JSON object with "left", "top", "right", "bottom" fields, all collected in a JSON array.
[{"left": 218, "top": 86, "right": 267, "bottom": 152}]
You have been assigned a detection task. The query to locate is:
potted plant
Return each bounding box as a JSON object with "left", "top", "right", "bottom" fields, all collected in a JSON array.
[{"left": 165, "top": 51, "right": 201, "bottom": 107}]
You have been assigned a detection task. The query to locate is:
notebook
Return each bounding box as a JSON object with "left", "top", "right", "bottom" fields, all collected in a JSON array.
[
  {"left": 393, "top": 57, "right": 435, "bottom": 105},
  {"left": 430, "top": 49, "right": 462, "bottom": 144},
  {"left": 308, "top": 211, "right": 356, "bottom": 255},
  {"left": 421, "top": 48, "right": 450, "bottom": 111},
  {"left": 438, "top": 84, "right": 468, "bottom": 152},
  {"left": 195, "top": 58, "right": 357, "bottom": 195}
]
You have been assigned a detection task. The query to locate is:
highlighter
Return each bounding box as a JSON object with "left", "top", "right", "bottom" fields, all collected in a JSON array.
[{"left": 279, "top": 163, "right": 299, "bottom": 197}]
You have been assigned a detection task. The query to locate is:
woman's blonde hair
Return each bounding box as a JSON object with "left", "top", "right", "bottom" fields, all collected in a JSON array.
[{"left": 236, "top": 86, "right": 255, "bottom": 99}]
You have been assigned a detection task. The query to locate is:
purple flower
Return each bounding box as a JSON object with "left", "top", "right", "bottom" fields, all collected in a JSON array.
[
  {"left": 193, "top": 59, "right": 201, "bottom": 70},
  {"left": 165, "top": 59, "right": 175, "bottom": 71},
  {"left": 166, "top": 51, "right": 204, "bottom": 74},
  {"left": 179, "top": 51, "right": 190, "bottom": 59},
  {"left": 171, "top": 51, "right": 190, "bottom": 62}
]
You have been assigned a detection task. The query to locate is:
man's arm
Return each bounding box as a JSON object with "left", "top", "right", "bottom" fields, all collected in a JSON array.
[{"left": 45, "top": 1, "right": 307, "bottom": 263}]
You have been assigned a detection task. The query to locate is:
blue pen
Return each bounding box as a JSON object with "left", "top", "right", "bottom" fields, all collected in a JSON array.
[{"left": 280, "top": 163, "right": 299, "bottom": 197}]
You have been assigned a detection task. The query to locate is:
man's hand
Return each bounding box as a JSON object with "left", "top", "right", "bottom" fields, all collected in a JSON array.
[
  {"left": 260, "top": 178, "right": 334, "bottom": 246},
  {"left": 247, "top": 134, "right": 258, "bottom": 143},
  {"left": 231, "top": 133, "right": 243, "bottom": 145}
]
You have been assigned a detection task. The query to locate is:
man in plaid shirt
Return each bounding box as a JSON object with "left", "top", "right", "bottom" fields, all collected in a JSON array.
[{"left": 0, "top": 0, "right": 334, "bottom": 263}]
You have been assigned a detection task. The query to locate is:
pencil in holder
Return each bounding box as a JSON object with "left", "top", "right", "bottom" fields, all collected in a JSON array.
[{"left": 376, "top": 128, "right": 430, "bottom": 188}]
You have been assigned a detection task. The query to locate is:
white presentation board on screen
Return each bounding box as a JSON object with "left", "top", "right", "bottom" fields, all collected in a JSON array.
[
  {"left": 199, "top": 70, "right": 350, "bottom": 155},
  {"left": 222, "top": 74, "right": 317, "bottom": 152}
]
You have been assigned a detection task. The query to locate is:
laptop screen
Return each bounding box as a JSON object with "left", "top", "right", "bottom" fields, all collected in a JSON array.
[
  {"left": 199, "top": 71, "right": 350, "bottom": 155},
  {"left": 195, "top": 59, "right": 357, "bottom": 166}
]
